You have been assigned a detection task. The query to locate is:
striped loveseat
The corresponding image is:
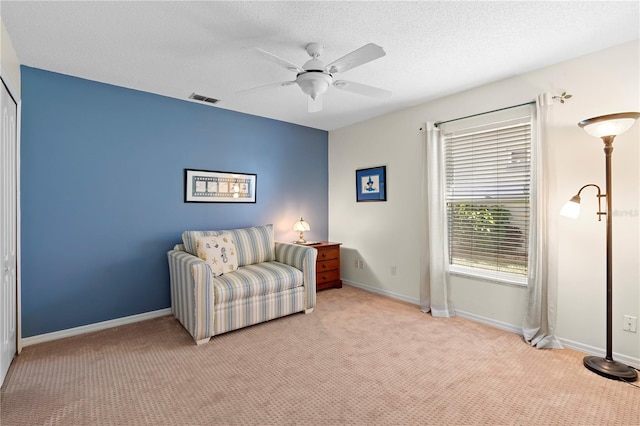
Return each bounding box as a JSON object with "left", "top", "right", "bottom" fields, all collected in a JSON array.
[{"left": 167, "top": 224, "right": 317, "bottom": 345}]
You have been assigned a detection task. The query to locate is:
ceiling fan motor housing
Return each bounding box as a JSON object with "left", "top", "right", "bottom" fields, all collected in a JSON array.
[{"left": 302, "top": 58, "right": 325, "bottom": 71}]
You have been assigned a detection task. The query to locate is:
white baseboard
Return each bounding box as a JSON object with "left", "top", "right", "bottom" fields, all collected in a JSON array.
[
  {"left": 454, "top": 311, "right": 640, "bottom": 369},
  {"left": 343, "top": 280, "right": 420, "bottom": 305},
  {"left": 21, "top": 308, "right": 172, "bottom": 347},
  {"left": 454, "top": 309, "right": 524, "bottom": 336},
  {"left": 557, "top": 337, "right": 640, "bottom": 370},
  {"left": 345, "top": 281, "right": 640, "bottom": 370},
  {"left": 445, "top": 310, "right": 640, "bottom": 369}
]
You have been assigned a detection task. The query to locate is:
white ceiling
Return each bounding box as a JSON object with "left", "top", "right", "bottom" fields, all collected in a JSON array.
[{"left": 2, "top": 1, "right": 639, "bottom": 131}]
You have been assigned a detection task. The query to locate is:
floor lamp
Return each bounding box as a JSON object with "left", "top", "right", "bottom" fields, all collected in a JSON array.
[{"left": 561, "top": 111, "right": 640, "bottom": 382}]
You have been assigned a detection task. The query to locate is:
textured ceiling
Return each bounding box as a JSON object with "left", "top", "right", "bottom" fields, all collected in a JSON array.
[{"left": 1, "top": 1, "right": 639, "bottom": 130}]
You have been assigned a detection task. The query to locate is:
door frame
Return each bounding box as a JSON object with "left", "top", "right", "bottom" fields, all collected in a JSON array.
[{"left": 1, "top": 72, "right": 22, "bottom": 355}]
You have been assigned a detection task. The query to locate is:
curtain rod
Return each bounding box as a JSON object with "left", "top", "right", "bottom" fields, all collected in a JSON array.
[{"left": 434, "top": 100, "right": 535, "bottom": 128}]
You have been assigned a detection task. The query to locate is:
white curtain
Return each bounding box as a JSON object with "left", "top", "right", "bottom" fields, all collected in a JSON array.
[
  {"left": 420, "top": 123, "right": 455, "bottom": 317},
  {"left": 522, "top": 93, "right": 563, "bottom": 349}
]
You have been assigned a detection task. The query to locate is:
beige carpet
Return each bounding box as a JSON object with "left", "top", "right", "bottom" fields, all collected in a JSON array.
[{"left": 1, "top": 285, "right": 638, "bottom": 425}]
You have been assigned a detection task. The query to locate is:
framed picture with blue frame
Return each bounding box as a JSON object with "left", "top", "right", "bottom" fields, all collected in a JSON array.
[{"left": 356, "top": 165, "right": 387, "bottom": 202}]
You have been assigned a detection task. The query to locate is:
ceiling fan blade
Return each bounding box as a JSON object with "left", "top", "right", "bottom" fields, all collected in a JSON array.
[
  {"left": 251, "top": 48, "right": 304, "bottom": 73},
  {"left": 325, "top": 43, "right": 386, "bottom": 74},
  {"left": 333, "top": 80, "right": 391, "bottom": 98},
  {"left": 237, "top": 81, "right": 296, "bottom": 96},
  {"left": 308, "top": 95, "right": 323, "bottom": 113}
]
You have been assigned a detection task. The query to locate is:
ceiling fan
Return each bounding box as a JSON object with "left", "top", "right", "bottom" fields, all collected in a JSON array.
[{"left": 240, "top": 42, "right": 391, "bottom": 112}]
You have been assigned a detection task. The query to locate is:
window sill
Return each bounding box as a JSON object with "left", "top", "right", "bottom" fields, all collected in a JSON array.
[{"left": 449, "top": 265, "right": 527, "bottom": 287}]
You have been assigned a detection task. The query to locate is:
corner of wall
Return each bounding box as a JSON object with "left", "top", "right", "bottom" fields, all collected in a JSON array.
[{"left": 1, "top": 15, "right": 22, "bottom": 98}]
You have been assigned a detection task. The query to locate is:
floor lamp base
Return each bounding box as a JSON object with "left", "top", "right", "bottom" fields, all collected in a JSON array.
[{"left": 583, "top": 356, "right": 638, "bottom": 381}]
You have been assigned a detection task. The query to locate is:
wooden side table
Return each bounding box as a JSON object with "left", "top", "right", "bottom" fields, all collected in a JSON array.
[{"left": 313, "top": 241, "right": 342, "bottom": 290}]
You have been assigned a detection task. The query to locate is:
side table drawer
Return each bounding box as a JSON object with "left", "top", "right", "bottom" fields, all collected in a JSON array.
[
  {"left": 317, "top": 247, "right": 339, "bottom": 261},
  {"left": 317, "top": 258, "right": 339, "bottom": 273},
  {"left": 317, "top": 269, "right": 340, "bottom": 285}
]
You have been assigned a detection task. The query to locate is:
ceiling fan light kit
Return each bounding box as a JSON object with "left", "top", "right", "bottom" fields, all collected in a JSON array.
[
  {"left": 297, "top": 71, "right": 332, "bottom": 100},
  {"left": 244, "top": 42, "right": 391, "bottom": 112}
]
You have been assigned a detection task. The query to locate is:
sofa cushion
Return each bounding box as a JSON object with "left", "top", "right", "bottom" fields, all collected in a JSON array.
[
  {"left": 195, "top": 233, "right": 239, "bottom": 277},
  {"left": 212, "top": 261, "right": 303, "bottom": 304},
  {"left": 227, "top": 224, "right": 275, "bottom": 267}
]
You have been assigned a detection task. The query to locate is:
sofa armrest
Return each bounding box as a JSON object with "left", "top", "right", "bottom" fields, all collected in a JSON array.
[
  {"left": 167, "top": 248, "right": 215, "bottom": 343},
  {"left": 275, "top": 242, "right": 317, "bottom": 310}
]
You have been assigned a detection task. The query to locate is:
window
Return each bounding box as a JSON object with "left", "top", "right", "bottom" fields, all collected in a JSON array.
[{"left": 443, "top": 106, "right": 533, "bottom": 285}]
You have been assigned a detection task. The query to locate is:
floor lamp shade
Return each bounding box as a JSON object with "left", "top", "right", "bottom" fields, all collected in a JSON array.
[{"left": 578, "top": 112, "right": 640, "bottom": 138}]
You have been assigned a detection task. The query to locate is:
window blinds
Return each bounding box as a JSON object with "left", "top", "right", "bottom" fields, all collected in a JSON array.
[{"left": 444, "top": 113, "right": 532, "bottom": 279}]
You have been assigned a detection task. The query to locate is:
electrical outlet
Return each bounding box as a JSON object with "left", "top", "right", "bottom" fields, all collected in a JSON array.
[
  {"left": 391, "top": 266, "right": 397, "bottom": 276},
  {"left": 623, "top": 315, "right": 637, "bottom": 333},
  {"left": 358, "top": 260, "right": 364, "bottom": 269},
  {"left": 354, "top": 259, "right": 358, "bottom": 268}
]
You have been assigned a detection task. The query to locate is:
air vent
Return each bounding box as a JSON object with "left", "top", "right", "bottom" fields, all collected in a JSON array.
[{"left": 189, "top": 93, "right": 220, "bottom": 104}]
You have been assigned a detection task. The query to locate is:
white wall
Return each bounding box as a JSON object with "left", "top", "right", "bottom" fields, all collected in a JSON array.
[
  {"left": 329, "top": 40, "right": 639, "bottom": 363},
  {"left": 1, "top": 16, "right": 21, "bottom": 97}
]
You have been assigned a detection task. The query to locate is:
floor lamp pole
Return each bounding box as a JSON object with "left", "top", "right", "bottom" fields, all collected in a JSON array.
[
  {"left": 582, "top": 135, "right": 637, "bottom": 381},
  {"left": 604, "top": 138, "right": 613, "bottom": 362}
]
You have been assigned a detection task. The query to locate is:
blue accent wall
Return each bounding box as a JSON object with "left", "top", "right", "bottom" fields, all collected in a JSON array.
[{"left": 20, "top": 66, "right": 328, "bottom": 337}]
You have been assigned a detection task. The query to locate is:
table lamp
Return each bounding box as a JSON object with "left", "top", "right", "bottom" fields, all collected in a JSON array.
[{"left": 293, "top": 217, "right": 310, "bottom": 243}]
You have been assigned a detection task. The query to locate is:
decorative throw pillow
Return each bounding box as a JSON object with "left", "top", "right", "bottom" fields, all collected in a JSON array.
[
  {"left": 195, "top": 233, "right": 239, "bottom": 277},
  {"left": 182, "top": 230, "right": 222, "bottom": 256}
]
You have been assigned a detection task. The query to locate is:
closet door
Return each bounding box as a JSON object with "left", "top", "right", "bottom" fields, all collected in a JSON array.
[{"left": 1, "top": 78, "right": 17, "bottom": 385}]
